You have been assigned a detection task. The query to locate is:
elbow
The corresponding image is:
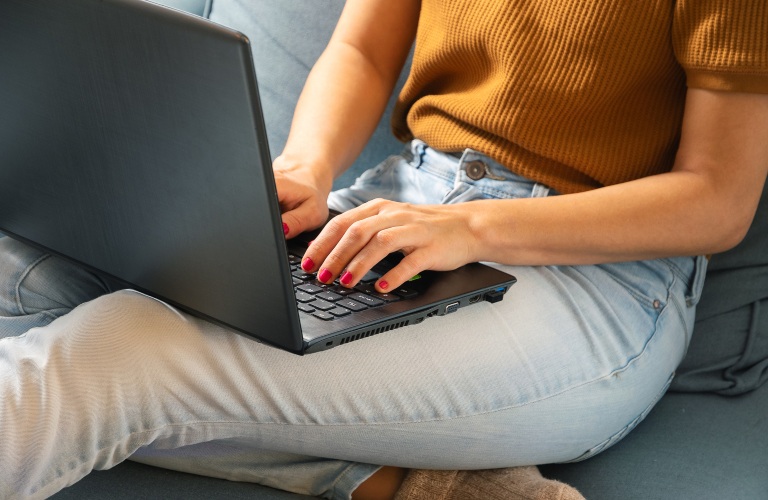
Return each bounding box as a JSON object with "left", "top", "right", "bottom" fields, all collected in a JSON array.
[{"left": 704, "top": 209, "right": 755, "bottom": 254}]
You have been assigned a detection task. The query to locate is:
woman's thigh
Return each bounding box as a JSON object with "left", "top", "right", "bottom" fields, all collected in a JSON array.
[
  {"left": 0, "top": 141, "right": 705, "bottom": 484},
  {"left": 1, "top": 256, "right": 699, "bottom": 471}
]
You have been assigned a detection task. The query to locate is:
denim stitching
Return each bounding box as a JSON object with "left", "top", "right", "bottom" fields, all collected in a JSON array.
[
  {"left": 563, "top": 371, "right": 675, "bottom": 463},
  {"left": 14, "top": 253, "right": 51, "bottom": 317}
]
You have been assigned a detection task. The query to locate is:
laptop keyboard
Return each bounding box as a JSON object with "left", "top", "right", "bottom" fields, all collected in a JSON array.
[{"left": 288, "top": 253, "right": 418, "bottom": 321}]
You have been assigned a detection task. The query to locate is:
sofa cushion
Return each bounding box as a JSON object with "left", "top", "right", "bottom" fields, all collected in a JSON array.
[
  {"left": 541, "top": 382, "right": 768, "bottom": 500},
  {"left": 672, "top": 180, "right": 768, "bottom": 394},
  {"left": 208, "top": 0, "right": 408, "bottom": 189},
  {"left": 53, "top": 460, "right": 316, "bottom": 499},
  {"left": 150, "top": 0, "right": 211, "bottom": 17}
]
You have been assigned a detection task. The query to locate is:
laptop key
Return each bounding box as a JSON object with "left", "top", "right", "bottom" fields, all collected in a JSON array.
[
  {"left": 348, "top": 293, "right": 384, "bottom": 307},
  {"left": 312, "top": 311, "right": 334, "bottom": 321},
  {"left": 297, "top": 283, "right": 324, "bottom": 294},
  {"left": 329, "top": 307, "right": 351, "bottom": 317},
  {"left": 288, "top": 254, "right": 302, "bottom": 265},
  {"left": 316, "top": 291, "right": 342, "bottom": 302},
  {"left": 360, "top": 270, "right": 382, "bottom": 283},
  {"left": 297, "top": 303, "right": 315, "bottom": 313},
  {"left": 309, "top": 299, "right": 335, "bottom": 311},
  {"left": 336, "top": 298, "right": 367, "bottom": 312},
  {"left": 292, "top": 270, "right": 313, "bottom": 281},
  {"left": 353, "top": 283, "right": 400, "bottom": 302},
  {"left": 392, "top": 285, "right": 418, "bottom": 299},
  {"left": 330, "top": 286, "right": 355, "bottom": 296},
  {"left": 295, "top": 291, "right": 315, "bottom": 303}
]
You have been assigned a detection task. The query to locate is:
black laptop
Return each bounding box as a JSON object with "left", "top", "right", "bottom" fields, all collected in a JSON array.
[{"left": 0, "top": 0, "right": 516, "bottom": 354}]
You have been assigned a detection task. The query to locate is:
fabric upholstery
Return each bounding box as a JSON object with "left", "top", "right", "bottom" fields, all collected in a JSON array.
[
  {"left": 208, "top": 0, "right": 408, "bottom": 189},
  {"left": 672, "top": 180, "right": 768, "bottom": 394},
  {"left": 541, "top": 383, "right": 768, "bottom": 499},
  {"left": 49, "top": 1, "right": 768, "bottom": 498}
]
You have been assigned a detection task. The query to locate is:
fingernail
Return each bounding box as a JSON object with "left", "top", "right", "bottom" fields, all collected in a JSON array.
[
  {"left": 301, "top": 257, "right": 314, "bottom": 272},
  {"left": 318, "top": 268, "right": 332, "bottom": 283},
  {"left": 378, "top": 280, "right": 389, "bottom": 290},
  {"left": 340, "top": 271, "right": 353, "bottom": 286},
  {"left": 283, "top": 222, "right": 289, "bottom": 235}
]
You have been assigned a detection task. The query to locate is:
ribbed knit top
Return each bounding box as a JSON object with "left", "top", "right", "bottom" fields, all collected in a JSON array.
[{"left": 391, "top": 0, "right": 768, "bottom": 194}]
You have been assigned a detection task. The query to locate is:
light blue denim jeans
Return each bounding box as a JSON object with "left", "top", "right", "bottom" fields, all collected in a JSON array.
[{"left": 0, "top": 140, "right": 706, "bottom": 499}]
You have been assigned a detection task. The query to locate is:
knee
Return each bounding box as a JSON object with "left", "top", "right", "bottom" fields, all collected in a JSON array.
[
  {"left": 64, "top": 290, "right": 199, "bottom": 352},
  {"left": 36, "top": 290, "right": 198, "bottom": 382}
]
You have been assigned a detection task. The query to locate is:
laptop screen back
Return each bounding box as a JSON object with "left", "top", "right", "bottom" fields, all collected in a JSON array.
[{"left": 0, "top": 0, "right": 304, "bottom": 352}]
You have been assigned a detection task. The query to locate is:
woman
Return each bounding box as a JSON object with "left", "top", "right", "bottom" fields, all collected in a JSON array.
[{"left": 2, "top": 0, "right": 767, "bottom": 498}]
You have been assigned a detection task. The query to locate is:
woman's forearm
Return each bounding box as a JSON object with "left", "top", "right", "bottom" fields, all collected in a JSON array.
[
  {"left": 466, "top": 89, "right": 768, "bottom": 265},
  {"left": 465, "top": 169, "right": 760, "bottom": 266},
  {"left": 274, "top": 0, "right": 419, "bottom": 186}
]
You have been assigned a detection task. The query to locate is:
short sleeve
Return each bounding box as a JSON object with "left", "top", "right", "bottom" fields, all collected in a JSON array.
[{"left": 673, "top": 0, "right": 768, "bottom": 94}]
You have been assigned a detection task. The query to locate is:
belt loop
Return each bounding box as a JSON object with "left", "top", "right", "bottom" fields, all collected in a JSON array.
[
  {"left": 408, "top": 140, "right": 427, "bottom": 168},
  {"left": 686, "top": 255, "right": 709, "bottom": 307},
  {"left": 531, "top": 183, "right": 551, "bottom": 198}
]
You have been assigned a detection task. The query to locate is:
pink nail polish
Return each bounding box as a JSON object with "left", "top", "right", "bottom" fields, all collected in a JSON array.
[
  {"left": 340, "top": 271, "right": 353, "bottom": 286},
  {"left": 301, "top": 257, "right": 314, "bottom": 272},
  {"left": 282, "top": 222, "right": 289, "bottom": 235},
  {"left": 318, "top": 268, "right": 332, "bottom": 283},
  {"left": 378, "top": 280, "right": 389, "bottom": 290}
]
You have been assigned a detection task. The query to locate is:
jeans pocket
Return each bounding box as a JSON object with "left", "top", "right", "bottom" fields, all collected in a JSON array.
[{"left": 595, "top": 259, "right": 673, "bottom": 313}]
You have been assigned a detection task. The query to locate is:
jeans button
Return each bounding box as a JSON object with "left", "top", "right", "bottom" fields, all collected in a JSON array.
[{"left": 466, "top": 160, "right": 486, "bottom": 180}]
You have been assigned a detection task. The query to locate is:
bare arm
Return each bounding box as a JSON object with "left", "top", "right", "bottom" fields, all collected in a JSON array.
[
  {"left": 468, "top": 88, "right": 768, "bottom": 264},
  {"left": 305, "top": 89, "right": 768, "bottom": 290},
  {"left": 275, "top": 0, "right": 420, "bottom": 237}
]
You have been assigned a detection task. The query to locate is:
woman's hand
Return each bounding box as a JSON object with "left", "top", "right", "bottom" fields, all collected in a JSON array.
[
  {"left": 299, "top": 199, "right": 481, "bottom": 293},
  {"left": 273, "top": 155, "right": 334, "bottom": 239}
]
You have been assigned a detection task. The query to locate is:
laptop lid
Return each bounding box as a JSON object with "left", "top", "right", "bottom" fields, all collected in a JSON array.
[
  {"left": 0, "top": 0, "right": 517, "bottom": 354},
  {"left": 0, "top": 0, "right": 305, "bottom": 352}
]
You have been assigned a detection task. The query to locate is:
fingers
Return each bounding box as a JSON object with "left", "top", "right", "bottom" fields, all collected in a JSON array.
[
  {"left": 373, "top": 252, "right": 431, "bottom": 292},
  {"left": 301, "top": 200, "right": 468, "bottom": 293},
  {"left": 299, "top": 199, "right": 397, "bottom": 277},
  {"left": 281, "top": 200, "right": 328, "bottom": 239},
  {"left": 274, "top": 173, "right": 330, "bottom": 239}
]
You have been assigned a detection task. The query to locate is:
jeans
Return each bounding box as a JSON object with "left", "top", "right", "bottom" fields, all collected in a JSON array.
[{"left": 0, "top": 141, "right": 707, "bottom": 499}]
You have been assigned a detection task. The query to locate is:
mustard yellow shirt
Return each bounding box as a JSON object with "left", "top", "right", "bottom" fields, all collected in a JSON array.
[{"left": 392, "top": 0, "right": 768, "bottom": 194}]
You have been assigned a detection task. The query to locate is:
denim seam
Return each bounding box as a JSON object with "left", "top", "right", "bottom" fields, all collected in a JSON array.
[
  {"left": 460, "top": 179, "right": 532, "bottom": 200},
  {"left": 414, "top": 159, "right": 456, "bottom": 185},
  {"left": 668, "top": 274, "right": 692, "bottom": 348},
  {"left": 111, "top": 323, "right": 670, "bottom": 433},
  {"left": 660, "top": 257, "right": 689, "bottom": 284},
  {"left": 329, "top": 462, "right": 381, "bottom": 500},
  {"left": 43, "top": 326, "right": 666, "bottom": 494},
  {"left": 563, "top": 370, "right": 675, "bottom": 463},
  {"left": 574, "top": 263, "right": 664, "bottom": 311},
  {"left": 14, "top": 254, "right": 57, "bottom": 319},
  {"left": 599, "top": 267, "right": 664, "bottom": 310}
]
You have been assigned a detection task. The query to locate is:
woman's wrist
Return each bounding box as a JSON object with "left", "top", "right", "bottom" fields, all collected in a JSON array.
[{"left": 273, "top": 153, "right": 335, "bottom": 197}]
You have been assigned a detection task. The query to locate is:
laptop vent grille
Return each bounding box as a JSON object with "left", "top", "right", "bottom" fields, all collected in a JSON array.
[{"left": 339, "top": 320, "right": 410, "bottom": 345}]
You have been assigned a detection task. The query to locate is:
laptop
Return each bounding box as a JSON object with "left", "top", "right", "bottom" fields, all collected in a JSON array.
[{"left": 0, "top": 0, "right": 516, "bottom": 354}]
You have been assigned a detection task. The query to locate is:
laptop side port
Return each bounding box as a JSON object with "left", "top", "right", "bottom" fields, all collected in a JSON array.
[
  {"left": 469, "top": 294, "right": 482, "bottom": 304},
  {"left": 443, "top": 301, "right": 460, "bottom": 314}
]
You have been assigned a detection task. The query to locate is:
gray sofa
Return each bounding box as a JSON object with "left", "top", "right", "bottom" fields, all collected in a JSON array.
[{"left": 54, "top": 1, "right": 768, "bottom": 498}]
